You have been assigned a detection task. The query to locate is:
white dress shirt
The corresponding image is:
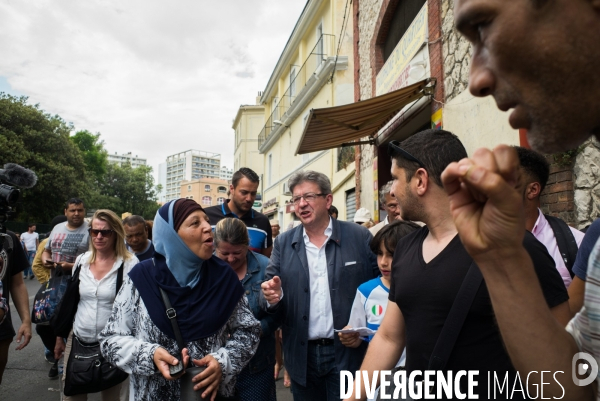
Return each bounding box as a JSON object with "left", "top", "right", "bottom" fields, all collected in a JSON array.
[
  {"left": 531, "top": 209, "right": 584, "bottom": 288},
  {"left": 73, "top": 251, "right": 138, "bottom": 343},
  {"left": 303, "top": 218, "right": 334, "bottom": 340}
]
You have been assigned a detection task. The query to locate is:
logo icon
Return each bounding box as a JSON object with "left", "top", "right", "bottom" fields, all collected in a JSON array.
[{"left": 572, "top": 352, "right": 598, "bottom": 386}]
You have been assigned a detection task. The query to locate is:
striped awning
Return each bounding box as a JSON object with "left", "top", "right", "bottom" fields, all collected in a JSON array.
[{"left": 295, "top": 78, "right": 434, "bottom": 155}]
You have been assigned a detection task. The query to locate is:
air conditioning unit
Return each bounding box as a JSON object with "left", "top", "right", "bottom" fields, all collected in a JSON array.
[{"left": 283, "top": 182, "right": 291, "bottom": 196}]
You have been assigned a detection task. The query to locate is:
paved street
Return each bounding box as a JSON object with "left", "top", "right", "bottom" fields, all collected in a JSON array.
[{"left": 1, "top": 276, "right": 293, "bottom": 400}]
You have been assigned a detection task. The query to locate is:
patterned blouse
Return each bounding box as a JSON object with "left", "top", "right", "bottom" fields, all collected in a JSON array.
[{"left": 99, "top": 276, "right": 261, "bottom": 400}]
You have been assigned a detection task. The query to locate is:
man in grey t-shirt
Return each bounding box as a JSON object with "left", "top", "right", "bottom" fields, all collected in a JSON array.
[{"left": 42, "top": 198, "right": 89, "bottom": 272}]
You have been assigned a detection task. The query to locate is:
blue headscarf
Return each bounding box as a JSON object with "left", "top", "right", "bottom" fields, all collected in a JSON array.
[
  {"left": 128, "top": 200, "right": 245, "bottom": 343},
  {"left": 153, "top": 200, "right": 202, "bottom": 288}
]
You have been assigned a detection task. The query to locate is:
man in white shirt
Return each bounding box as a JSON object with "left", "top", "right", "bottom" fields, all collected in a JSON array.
[
  {"left": 516, "top": 146, "right": 584, "bottom": 289},
  {"left": 20, "top": 223, "right": 39, "bottom": 279},
  {"left": 369, "top": 181, "right": 402, "bottom": 235},
  {"left": 262, "top": 171, "right": 378, "bottom": 401}
]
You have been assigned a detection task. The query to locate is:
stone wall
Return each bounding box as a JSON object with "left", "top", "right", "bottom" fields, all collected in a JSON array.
[
  {"left": 440, "top": 0, "right": 471, "bottom": 102},
  {"left": 574, "top": 138, "right": 600, "bottom": 228},
  {"left": 357, "top": 0, "right": 384, "bottom": 101}
]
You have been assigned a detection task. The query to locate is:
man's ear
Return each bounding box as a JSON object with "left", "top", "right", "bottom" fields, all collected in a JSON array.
[
  {"left": 526, "top": 182, "right": 542, "bottom": 200},
  {"left": 414, "top": 168, "right": 429, "bottom": 195}
]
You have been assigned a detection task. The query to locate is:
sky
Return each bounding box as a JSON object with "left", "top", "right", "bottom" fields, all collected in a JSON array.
[{"left": 0, "top": 0, "right": 308, "bottom": 181}]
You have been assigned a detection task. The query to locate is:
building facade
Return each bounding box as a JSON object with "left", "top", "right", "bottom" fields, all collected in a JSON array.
[
  {"left": 253, "top": 0, "right": 357, "bottom": 228},
  {"left": 219, "top": 166, "right": 234, "bottom": 181},
  {"left": 180, "top": 178, "right": 229, "bottom": 207},
  {"left": 164, "top": 150, "right": 221, "bottom": 202},
  {"left": 233, "top": 97, "right": 265, "bottom": 179},
  {"left": 107, "top": 152, "right": 147, "bottom": 168}
]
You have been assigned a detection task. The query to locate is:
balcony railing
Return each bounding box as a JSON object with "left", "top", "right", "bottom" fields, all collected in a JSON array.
[{"left": 258, "top": 34, "right": 335, "bottom": 149}]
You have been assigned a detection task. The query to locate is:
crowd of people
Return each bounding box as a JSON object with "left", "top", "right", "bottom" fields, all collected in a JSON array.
[{"left": 1, "top": 0, "right": 600, "bottom": 400}]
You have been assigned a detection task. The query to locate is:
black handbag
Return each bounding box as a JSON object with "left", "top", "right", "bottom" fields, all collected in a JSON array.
[
  {"left": 31, "top": 265, "right": 71, "bottom": 324},
  {"left": 63, "top": 335, "right": 128, "bottom": 396},
  {"left": 50, "top": 263, "right": 82, "bottom": 338},
  {"left": 63, "top": 262, "right": 127, "bottom": 396}
]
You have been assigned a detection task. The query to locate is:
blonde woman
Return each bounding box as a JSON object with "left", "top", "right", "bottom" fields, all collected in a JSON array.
[{"left": 55, "top": 209, "right": 138, "bottom": 400}]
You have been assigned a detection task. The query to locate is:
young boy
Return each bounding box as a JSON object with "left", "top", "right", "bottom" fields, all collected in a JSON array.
[{"left": 339, "top": 220, "right": 419, "bottom": 349}]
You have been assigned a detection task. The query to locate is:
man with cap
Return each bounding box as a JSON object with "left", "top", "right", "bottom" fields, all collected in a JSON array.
[{"left": 353, "top": 208, "right": 373, "bottom": 228}]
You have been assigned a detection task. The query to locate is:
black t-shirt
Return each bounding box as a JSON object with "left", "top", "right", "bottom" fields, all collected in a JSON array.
[
  {"left": 389, "top": 227, "right": 568, "bottom": 399},
  {"left": 204, "top": 200, "right": 273, "bottom": 253},
  {"left": 0, "top": 230, "right": 29, "bottom": 340}
]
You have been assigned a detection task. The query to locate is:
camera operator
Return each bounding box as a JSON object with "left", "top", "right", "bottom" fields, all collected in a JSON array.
[
  {"left": 0, "top": 230, "right": 33, "bottom": 384},
  {"left": 0, "top": 163, "right": 36, "bottom": 384}
]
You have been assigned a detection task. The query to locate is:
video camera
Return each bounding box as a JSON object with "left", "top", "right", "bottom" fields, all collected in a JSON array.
[{"left": 0, "top": 163, "right": 37, "bottom": 250}]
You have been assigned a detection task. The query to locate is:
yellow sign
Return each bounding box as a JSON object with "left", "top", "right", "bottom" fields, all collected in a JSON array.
[
  {"left": 431, "top": 108, "right": 443, "bottom": 129},
  {"left": 376, "top": 3, "right": 428, "bottom": 96}
]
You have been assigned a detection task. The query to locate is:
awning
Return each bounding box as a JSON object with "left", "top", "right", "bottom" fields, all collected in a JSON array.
[{"left": 295, "top": 78, "right": 435, "bottom": 155}]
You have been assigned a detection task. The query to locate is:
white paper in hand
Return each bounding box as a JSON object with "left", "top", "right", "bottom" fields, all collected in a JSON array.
[{"left": 334, "top": 327, "right": 376, "bottom": 337}]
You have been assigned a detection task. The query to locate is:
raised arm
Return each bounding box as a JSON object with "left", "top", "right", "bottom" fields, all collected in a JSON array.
[{"left": 441, "top": 146, "right": 594, "bottom": 399}]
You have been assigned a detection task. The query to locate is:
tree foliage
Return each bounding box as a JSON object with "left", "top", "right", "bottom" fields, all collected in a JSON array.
[
  {"left": 0, "top": 93, "right": 88, "bottom": 223},
  {"left": 0, "top": 93, "right": 160, "bottom": 224},
  {"left": 70, "top": 130, "right": 108, "bottom": 180},
  {"left": 92, "top": 163, "right": 160, "bottom": 219}
]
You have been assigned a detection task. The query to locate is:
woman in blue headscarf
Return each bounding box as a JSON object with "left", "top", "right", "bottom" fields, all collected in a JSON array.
[{"left": 99, "top": 199, "right": 260, "bottom": 401}]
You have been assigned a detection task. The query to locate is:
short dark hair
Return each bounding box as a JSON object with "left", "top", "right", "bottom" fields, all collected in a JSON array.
[
  {"left": 231, "top": 167, "right": 260, "bottom": 188},
  {"left": 123, "top": 215, "right": 147, "bottom": 228},
  {"left": 329, "top": 205, "right": 339, "bottom": 216},
  {"left": 65, "top": 198, "right": 84, "bottom": 209},
  {"left": 514, "top": 146, "right": 550, "bottom": 192},
  {"left": 370, "top": 220, "right": 420, "bottom": 255},
  {"left": 389, "top": 129, "right": 467, "bottom": 187},
  {"left": 28, "top": 222, "right": 36, "bottom": 228}
]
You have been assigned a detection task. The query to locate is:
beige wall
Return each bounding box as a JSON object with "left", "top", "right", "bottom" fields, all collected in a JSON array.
[
  {"left": 180, "top": 178, "right": 229, "bottom": 207},
  {"left": 443, "top": 90, "right": 519, "bottom": 156},
  {"left": 233, "top": 105, "right": 265, "bottom": 177}
]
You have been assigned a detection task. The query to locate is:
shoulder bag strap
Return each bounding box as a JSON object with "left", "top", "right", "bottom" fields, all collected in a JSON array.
[
  {"left": 158, "top": 286, "right": 186, "bottom": 355},
  {"left": 545, "top": 214, "right": 578, "bottom": 278},
  {"left": 115, "top": 262, "right": 125, "bottom": 294},
  {"left": 428, "top": 261, "right": 483, "bottom": 371}
]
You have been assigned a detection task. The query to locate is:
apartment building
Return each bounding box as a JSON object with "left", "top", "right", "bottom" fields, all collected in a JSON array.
[
  {"left": 164, "top": 150, "right": 221, "bottom": 202},
  {"left": 180, "top": 178, "right": 229, "bottom": 207},
  {"left": 107, "top": 152, "right": 147, "bottom": 168},
  {"left": 252, "top": 0, "right": 357, "bottom": 227}
]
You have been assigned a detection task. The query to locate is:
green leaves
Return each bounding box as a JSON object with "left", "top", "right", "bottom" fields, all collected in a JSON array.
[{"left": 0, "top": 93, "right": 160, "bottom": 224}]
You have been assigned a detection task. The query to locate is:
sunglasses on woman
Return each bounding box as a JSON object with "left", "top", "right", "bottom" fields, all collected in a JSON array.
[{"left": 88, "top": 228, "right": 114, "bottom": 238}]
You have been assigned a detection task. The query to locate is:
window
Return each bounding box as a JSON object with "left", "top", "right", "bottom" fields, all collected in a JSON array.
[
  {"left": 272, "top": 97, "right": 279, "bottom": 121},
  {"left": 316, "top": 23, "right": 324, "bottom": 66},
  {"left": 218, "top": 186, "right": 227, "bottom": 193},
  {"left": 202, "top": 196, "right": 212, "bottom": 205},
  {"left": 187, "top": 185, "right": 192, "bottom": 192},
  {"left": 382, "top": 0, "right": 426, "bottom": 63},
  {"left": 289, "top": 67, "right": 297, "bottom": 98},
  {"left": 217, "top": 197, "right": 225, "bottom": 205},
  {"left": 268, "top": 153, "right": 272, "bottom": 186},
  {"left": 205, "top": 184, "right": 211, "bottom": 192}
]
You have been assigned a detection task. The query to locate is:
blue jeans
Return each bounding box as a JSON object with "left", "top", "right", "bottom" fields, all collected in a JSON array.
[
  {"left": 23, "top": 251, "right": 35, "bottom": 278},
  {"left": 291, "top": 342, "right": 339, "bottom": 401}
]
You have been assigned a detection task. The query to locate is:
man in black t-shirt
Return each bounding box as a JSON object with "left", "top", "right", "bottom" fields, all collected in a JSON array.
[
  {"left": 353, "top": 130, "right": 570, "bottom": 400},
  {"left": 0, "top": 230, "right": 32, "bottom": 384},
  {"left": 204, "top": 167, "right": 273, "bottom": 257}
]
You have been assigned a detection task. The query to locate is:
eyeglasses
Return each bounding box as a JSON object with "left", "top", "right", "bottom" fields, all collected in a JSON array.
[
  {"left": 291, "top": 193, "right": 325, "bottom": 205},
  {"left": 89, "top": 228, "right": 114, "bottom": 238},
  {"left": 388, "top": 140, "right": 426, "bottom": 169}
]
